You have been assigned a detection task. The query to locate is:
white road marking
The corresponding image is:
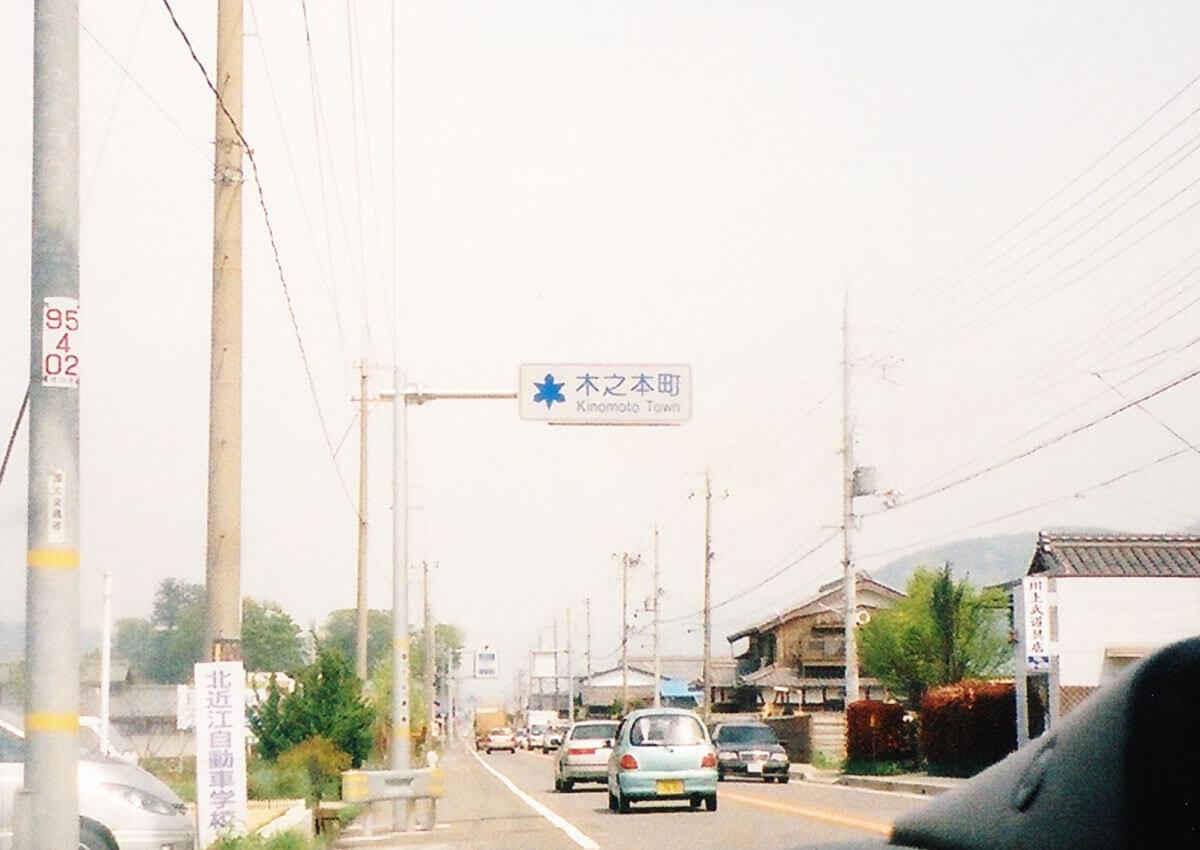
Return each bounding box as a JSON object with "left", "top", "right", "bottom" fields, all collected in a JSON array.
[{"left": 470, "top": 749, "right": 602, "bottom": 850}]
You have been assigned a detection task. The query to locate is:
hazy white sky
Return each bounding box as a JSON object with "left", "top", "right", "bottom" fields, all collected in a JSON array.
[{"left": 3, "top": 1, "right": 1200, "bottom": 704}]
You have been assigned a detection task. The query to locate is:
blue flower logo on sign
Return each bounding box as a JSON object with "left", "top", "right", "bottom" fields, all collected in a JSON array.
[{"left": 533, "top": 373, "right": 566, "bottom": 409}]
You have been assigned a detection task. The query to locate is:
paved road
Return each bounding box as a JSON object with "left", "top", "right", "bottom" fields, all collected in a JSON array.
[{"left": 355, "top": 745, "right": 934, "bottom": 850}]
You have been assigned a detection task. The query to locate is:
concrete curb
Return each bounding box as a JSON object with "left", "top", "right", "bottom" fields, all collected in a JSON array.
[{"left": 835, "top": 775, "right": 960, "bottom": 796}]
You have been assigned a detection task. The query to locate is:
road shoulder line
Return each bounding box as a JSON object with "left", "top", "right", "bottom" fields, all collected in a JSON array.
[{"left": 470, "top": 749, "right": 601, "bottom": 850}]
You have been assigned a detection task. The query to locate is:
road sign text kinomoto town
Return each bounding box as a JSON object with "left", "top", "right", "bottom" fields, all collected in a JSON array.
[{"left": 519, "top": 364, "right": 692, "bottom": 425}]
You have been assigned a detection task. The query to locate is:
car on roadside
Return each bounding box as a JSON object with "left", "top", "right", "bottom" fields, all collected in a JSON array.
[
  {"left": 542, "top": 726, "right": 566, "bottom": 753},
  {"left": 710, "top": 721, "right": 791, "bottom": 783},
  {"left": 606, "top": 708, "right": 718, "bottom": 813},
  {"left": 0, "top": 712, "right": 194, "bottom": 850},
  {"left": 554, "top": 720, "right": 619, "bottom": 791},
  {"left": 527, "top": 725, "right": 547, "bottom": 750},
  {"left": 485, "top": 727, "right": 517, "bottom": 753}
]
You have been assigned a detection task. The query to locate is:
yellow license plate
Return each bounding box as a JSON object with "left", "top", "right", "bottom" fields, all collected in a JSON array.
[{"left": 656, "top": 779, "right": 684, "bottom": 795}]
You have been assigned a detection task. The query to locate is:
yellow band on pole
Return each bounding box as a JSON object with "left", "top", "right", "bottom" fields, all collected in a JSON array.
[
  {"left": 25, "top": 712, "right": 79, "bottom": 733},
  {"left": 393, "top": 638, "right": 410, "bottom": 650},
  {"left": 27, "top": 549, "right": 80, "bottom": 569}
]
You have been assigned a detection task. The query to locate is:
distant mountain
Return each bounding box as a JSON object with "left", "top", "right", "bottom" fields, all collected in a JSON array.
[
  {"left": 872, "top": 526, "right": 1121, "bottom": 592},
  {"left": 0, "top": 622, "right": 100, "bottom": 662},
  {"left": 872, "top": 531, "right": 1037, "bottom": 592}
]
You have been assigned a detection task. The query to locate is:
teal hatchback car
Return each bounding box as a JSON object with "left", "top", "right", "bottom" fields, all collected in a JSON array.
[{"left": 606, "top": 708, "right": 719, "bottom": 813}]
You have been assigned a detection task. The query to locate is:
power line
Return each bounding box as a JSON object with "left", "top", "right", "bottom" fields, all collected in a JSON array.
[
  {"left": 660, "top": 529, "right": 840, "bottom": 626},
  {"left": 245, "top": 0, "right": 353, "bottom": 378},
  {"left": 869, "top": 69, "right": 1200, "bottom": 328},
  {"left": 880, "top": 362, "right": 1200, "bottom": 512},
  {"left": 0, "top": 385, "right": 30, "bottom": 490},
  {"left": 79, "top": 19, "right": 209, "bottom": 164},
  {"left": 80, "top": 0, "right": 154, "bottom": 214},
  {"left": 858, "top": 447, "right": 1193, "bottom": 563},
  {"left": 158, "top": 0, "right": 365, "bottom": 527}
]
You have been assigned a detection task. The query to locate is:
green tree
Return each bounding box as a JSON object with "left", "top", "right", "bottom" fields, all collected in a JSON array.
[
  {"left": 859, "top": 564, "right": 1010, "bottom": 705},
  {"left": 321, "top": 609, "right": 393, "bottom": 673},
  {"left": 118, "top": 579, "right": 304, "bottom": 683},
  {"left": 249, "top": 646, "right": 375, "bottom": 766},
  {"left": 243, "top": 599, "right": 304, "bottom": 673}
]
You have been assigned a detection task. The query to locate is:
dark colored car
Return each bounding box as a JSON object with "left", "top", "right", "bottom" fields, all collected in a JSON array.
[{"left": 711, "top": 722, "right": 790, "bottom": 783}]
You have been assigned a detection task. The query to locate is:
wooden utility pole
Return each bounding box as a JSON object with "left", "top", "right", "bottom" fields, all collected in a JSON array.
[
  {"left": 355, "top": 363, "right": 369, "bottom": 681},
  {"left": 842, "top": 292, "right": 860, "bottom": 704},
  {"left": 702, "top": 471, "right": 713, "bottom": 722},
  {"left": 205, "top": 0, "right": 244, "bottom": 662},
  {"left": 585, "top": 597, "right": 592, "bottom": 680}
]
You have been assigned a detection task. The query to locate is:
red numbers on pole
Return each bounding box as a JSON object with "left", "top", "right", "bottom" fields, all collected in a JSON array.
[{"left": 41, "top": 298, "right": 80, "bottom": 388}]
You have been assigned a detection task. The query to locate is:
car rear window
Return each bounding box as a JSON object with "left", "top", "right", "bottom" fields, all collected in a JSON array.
[
  {"left": 571, "top": 723, "right": 618, "bottom": 740},
  {"left": 716, "top": 725, "right": 780, "bottom": 745},
  {"left": 629, "top": 714, "right": 707, "bottom": 746}
]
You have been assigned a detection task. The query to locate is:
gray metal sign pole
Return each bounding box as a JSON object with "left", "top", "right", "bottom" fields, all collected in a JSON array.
[{"left": 25, "top": 2, "right": 81, "bottom": 847}]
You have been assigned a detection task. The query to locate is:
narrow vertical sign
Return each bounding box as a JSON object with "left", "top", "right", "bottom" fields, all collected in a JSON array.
[
  {"left": 475, "top": 649, "right": 498, "bottom": 679},
  {"left": 41, "top": 297, "right": 79, "bottom": 388},
  {"left": 195, "top": 661, "right": 248, "bottom": 846},
  {"left": 1022, "top": 576, "right": 1052, "bottom": 672}
]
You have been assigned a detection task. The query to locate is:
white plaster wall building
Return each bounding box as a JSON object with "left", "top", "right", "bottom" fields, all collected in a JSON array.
[{"left": 1012, "top": 533, "right": 1200, "bottom": 746}]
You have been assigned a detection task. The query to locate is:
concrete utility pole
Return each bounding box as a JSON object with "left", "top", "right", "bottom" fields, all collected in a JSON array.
[
  {"left": 553, "top": 616, "right": 561, "bottom": 714},
  {"left": 566, "top": 608, "right": 575, "bottom": 721},
  {"left": 585, "top": 597, "right": 592, "bottom": 680},
  {"left": 205, "top": 0, "right": 244, "bottom": 663},
  {"left": 25, "top": 3, "right": 82, "bottom": 844},
  {"left": 702, "top": 471, "right": 713, "bottom": 722},
  {"left": 390, "top": 367, "right": 410, "bottom": 831},
  {"left": 100, "top": 572, "right": 113, "bottom": 754},
  {"left": 423, "top": 562, "right": 435, "bottom": 744},
  {"left": 355, "top": 363, "right": 370, "bottom": 681},
  {"left": 620, "top": 553, "right": 640, "bottom": 712},
  {"left": 653, "top": 526, "right": 662, "bottom": 708},
  {"left": 842, "top": 292, "right": 860, "bottom": 705}
]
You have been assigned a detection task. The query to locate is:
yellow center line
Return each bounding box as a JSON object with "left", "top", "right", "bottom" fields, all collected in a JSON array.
[{"left": 723, "top": 790, "right": 893, "bottom": 837}]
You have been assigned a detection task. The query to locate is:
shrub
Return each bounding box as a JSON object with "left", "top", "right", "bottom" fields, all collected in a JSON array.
[
  {"left": 919, "top": 680, "right": 1016, "bottom": 777},
  {"left": 247, "top": 755, "right": 311, "bottom": 801},
  {"left": 277, "top": 736, "right": 352, "bottom": 803},
  {"left": 846, "top": 700, "right": 914, "bottom": 763}
]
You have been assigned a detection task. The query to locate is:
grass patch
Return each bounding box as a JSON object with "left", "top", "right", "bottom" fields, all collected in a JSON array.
[
  {"left": 809, "top": 751, "right": 845, "bottom": 772},
  {"left": 843, "top": 759, "right": 920, "bottom": 776},
  {"left": 210, "top": 833, "right": 329, "bottom": 850},
  {"left": 141, "top": 757, "right": 197, "bottom": 803}
]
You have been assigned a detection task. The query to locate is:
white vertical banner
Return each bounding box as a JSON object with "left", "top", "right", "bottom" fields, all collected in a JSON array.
[
  {"left": 1022, "top": 576, "right": 1052, "bottom": 672},
  {"left": 194, "top": 661, "right": 248, "bottom": 847}
]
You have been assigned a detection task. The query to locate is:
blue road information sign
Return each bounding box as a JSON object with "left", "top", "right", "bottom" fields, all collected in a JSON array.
[{"left": 519, "top": 364, "right": 692, "bottom": 425}]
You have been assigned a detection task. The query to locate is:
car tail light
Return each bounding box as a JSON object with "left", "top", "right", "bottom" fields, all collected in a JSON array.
[
  {"left": 568, "top": 748, "right": 596, "bottom": 756},
  {"left": 619, "top": 754, "right": 639, "bottom": 770},
  {"left": 701, "top": 752, "right": 717, "bottom": 768}
]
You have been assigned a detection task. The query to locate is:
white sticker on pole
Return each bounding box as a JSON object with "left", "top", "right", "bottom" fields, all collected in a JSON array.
[
  {"left": 1023, "top": 576, "right": 1052, "bottom": 672},
  {"left": 194, "top": 661, "right": 248, "bottom": 846},
  {"left": 47, "top": 468, "right": 66, "bottom": 544},
  {"left": 41, "top": 297, "right": 80, "bottom": 388}
]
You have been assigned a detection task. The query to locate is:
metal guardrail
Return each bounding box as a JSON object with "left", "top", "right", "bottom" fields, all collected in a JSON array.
[{"left": 341, "top": 766, "right": 444, "bottom": 835}]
